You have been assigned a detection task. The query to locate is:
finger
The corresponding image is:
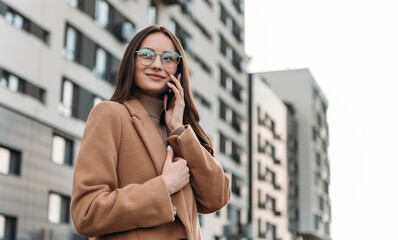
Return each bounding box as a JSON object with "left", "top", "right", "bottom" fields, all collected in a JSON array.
[
  {"left": 166, "top": 82, "right": 181, "bottom": 100},
  {"left": 170, "top": 74, "right": 184, "bottom": 100}
]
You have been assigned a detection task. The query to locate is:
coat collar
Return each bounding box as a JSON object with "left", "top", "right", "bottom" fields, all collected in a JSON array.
[{"left": 122, "top": 97, "right": 166, "bottom": 176}]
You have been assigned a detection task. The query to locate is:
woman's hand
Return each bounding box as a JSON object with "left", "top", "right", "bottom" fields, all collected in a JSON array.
[
  {"left": 162, "top": 146, "right": 190, "bottom": 195},
  {"left": 164, "top": 74, "right": 185, "bottom": 132}
]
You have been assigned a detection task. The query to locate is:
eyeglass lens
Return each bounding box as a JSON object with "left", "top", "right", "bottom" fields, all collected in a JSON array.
[{"left": 136, "top": 48, "right": 180, "bottom": 67}]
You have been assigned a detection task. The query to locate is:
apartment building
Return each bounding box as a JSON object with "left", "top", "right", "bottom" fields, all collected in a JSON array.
[
  {"left": 0, "top": 0, "right": 247, "bottom": 239},
  {"left": 257, "top": 69, "right": 331, "bottom": 240},
  {"left": 248, "top": 74, "right": 291, "bottom": 240}
]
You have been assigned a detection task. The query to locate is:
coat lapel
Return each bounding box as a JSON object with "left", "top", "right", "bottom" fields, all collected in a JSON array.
[
  {"left": 123, "top": 98, "right": 192, "bottom": 239},
  {"left": 123, "top": 98, "right": 166, "bottom": 176}
]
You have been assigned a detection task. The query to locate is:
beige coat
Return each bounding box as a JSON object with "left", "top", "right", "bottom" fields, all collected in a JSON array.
[{"left": 71, "top": 98, "right": 231, "bottom": 240}]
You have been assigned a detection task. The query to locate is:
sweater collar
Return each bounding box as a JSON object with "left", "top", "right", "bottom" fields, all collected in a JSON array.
[{"left": 134, "top": 90, "right": 164, "bottom": 120}]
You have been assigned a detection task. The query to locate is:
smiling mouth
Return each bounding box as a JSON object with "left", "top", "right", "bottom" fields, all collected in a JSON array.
[{"left": 146, "top": 73, "right": 166, "bottom": 81}]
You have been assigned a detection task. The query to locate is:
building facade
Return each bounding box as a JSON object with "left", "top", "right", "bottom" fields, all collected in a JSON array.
[
  {"left": 0, "top": 0, "right": 248, "bottom": 239},
  {"left": 248, "top": 74, "right": 291, "bottom": 240},
  {"left": 257, "top": 69, "right": 331, "bottom": 240}
]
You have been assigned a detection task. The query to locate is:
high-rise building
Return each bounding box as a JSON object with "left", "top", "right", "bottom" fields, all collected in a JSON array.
[
  {"left": 0, "top": 0, "right": 247, "bottom": 239},
  {"left": 248, "top": 74, "right": 291, "bottom": 240},
  {"left": 256, "top": 69, "right": 331, "bottom": 240}
]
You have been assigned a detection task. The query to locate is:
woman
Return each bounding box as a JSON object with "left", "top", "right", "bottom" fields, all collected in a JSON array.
[{"left": 71, "top": 25, "right": 231, "bottom": 240}]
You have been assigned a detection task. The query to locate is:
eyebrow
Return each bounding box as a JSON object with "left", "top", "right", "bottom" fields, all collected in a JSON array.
[{"left": 140, "top": 47, "right": 176, "bottom": 53}]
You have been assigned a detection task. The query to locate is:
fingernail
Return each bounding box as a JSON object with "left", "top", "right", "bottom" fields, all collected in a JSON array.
[
  {"left": 167, "top": 145, "right": 171, "bottom": 151},
  {"left": 170, "top": 74, "right": 175, "bottom": 78}
]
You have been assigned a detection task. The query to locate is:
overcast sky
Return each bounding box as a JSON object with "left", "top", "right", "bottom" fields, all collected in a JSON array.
[{"left": 245, "top": 0, "right": 398, "bottom": 239}]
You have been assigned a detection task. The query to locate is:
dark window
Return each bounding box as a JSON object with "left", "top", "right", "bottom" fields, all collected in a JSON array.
[
  {"left": 0, "top": 145, "right": 21, "bottom": 176},
  {"left": 266, "top": 223, "right": 276, "bottom": 240},
  {"left": 48, "top": 192, "right": 71, "bottom": 224},
  {"left": 266, "top": 168, "right": 276, "bottom": 186},
  {"left": 258, "top": 219, "right": 265, "bottom": 238},
  {"left": 219, "top": 132, "right": 226, "bottom": 154},
  {"left": 148, "top": 1, "right": 158, "bottom": 25},
  {"left": 0, "top": 2, "right": 49, "bottom": 44},
  {"left": 232, "top": 0, "right": 244, "bottom": 14},
  {"left": 231, "top": 142, "right": 241, "bottom": 163},
  {"left": 266, "top": 195, "right": 276, "bottom": 212},
  {"left": 219, "top": 99, "right": 227, "bottom": 121},
  {"left": 51, "top": 134, "right": 74, "bottom": 166},
  {"left": 59, "top": 78, "right": 100, "bottom": 121},
  {"left": 0, "top": 67, "right": 46, "bottom": 103},
  {"left": 258, "top": 189, "right": 265, "bottom": 209},
  {"left": 64, "top": 24, "right": 120, "bottom": 83},
  {"left": 323, "top": 180, "right": 329, "bottom": 193},
  {"left": 227, "top": 205, "right": 240, "bottom": 224},
  {"left": 193, "top": 91, "right": 212, "bottom": 109},
  {"left": 69, "top": 0, "right": 135, "bottom": 42},
  {"left": 0, "top": 214, "right": 17, "bottom": 240},
  {"left": 231, "top": 173, "right": 241, "bottom": 196}
]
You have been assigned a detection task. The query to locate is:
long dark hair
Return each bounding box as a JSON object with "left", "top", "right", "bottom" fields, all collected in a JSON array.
[{"left": 110, "top": 25, "right": 214, "bottom": 156}]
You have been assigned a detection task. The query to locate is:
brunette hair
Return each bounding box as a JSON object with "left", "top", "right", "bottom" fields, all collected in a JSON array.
[{"left": 110, "top": 25, "right": 214, "bottom": 156}]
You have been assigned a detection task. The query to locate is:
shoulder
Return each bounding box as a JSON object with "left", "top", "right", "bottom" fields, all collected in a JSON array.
[{"left": 87, "top": 101, "right": 129, "bottom": 122}]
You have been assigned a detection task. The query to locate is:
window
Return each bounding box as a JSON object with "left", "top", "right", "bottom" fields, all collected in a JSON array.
[
  {"left": 266, "top": 195, "right": 276, "bottom": 212},
  {"left": 266, "top": 223, "right": 276, "bottom": 240},
  {"left": 148, "top": 1, "right": 158, "bottom": 25},
  {"left": 227, "top": 205, "right": 240, "bottom": 224},
  {"left": 198, "top": 214, "right": 203, "bottom": 227},
  {"left": 1, "top": 2, "right": 49, "bottom": 44},
  {"left": 51, "top": 135, "right": 74, "bottom": 166},
  {"left": 316, "top": 152, "right": 321, "bottom": 167},
  {"left": 0, "top": 214, "right": 17, "bottom": 240},
  {"left": 231, "top": 173, "right": 242, "bottom": 196},
  {"left": 323, "top": 180, "right": 329, "bottom": 193},
  {"left": 193, "top": 91, "right": 211, "bottom": 109},
  {"left": 258, "top": 219, "right": 265, "bottom": 238},
  {"left": 170, "top": 19, "right": 192, "bottom": 53},
  {"left": 219, "top": 132, "right": 226, "bottom": 154},
  {"left": 63, "top": 24, "right": 120, "bottom": 83},
  {"left": 314, "top": 215, "right": 322, "bottom": 230},
  {"left": 265, "top": 141, "right": 275, "bottom": 160},
  {"left": 231, "top": 141, "right": 241, "bottom": 163},
  {"left": 0, "top": 145, "right": 21, "bottom": 176},
  {"left": 48, "top": 192, "right": 71, "bottom": 224},
  {"left": 266, "top": 168, "right": 276, "bottom": 186},
  {"left": 59, "top": 79, "right": 74, "bottom": 117},
  {"left": 319, "top": 196, "right": 324, "bottom": 211},
  {"left": 258, "top": 189, "right": 265, "bottom": 209},
  {"left": 0, "top": 67, "right": 46, "bottom": 103},
  {"left": 64, "top": 26, "right": 78, "bottom": 61},
  {"left": 232, "top": 0, "right": 244, "bottom": 14},
  {"left": 217, "top": 66, "right": 242, "bottom": 101},
  {"left": 95, "top": 0, "right": 109, "bottom": 28},
  {"left": 219, "top": 2, "right": 243, "bottom": 43},
  {"left": 94, "top": 47, "right": 107, "bottom": 78},
  {"left": 59, "top": 78, "right": 100, "bottom": 121},
  {"left": 218, "top": 34, "right": 243, "bottom": 72}
]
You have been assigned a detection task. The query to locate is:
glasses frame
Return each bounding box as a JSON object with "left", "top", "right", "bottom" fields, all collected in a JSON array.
[{"left": 135, "top": 48, "right": 182, "bottom": 68}]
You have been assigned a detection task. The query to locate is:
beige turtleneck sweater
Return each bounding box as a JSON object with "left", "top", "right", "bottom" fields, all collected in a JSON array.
[{"left": 135, "top": 91, "right": 187, "bottom": 239}]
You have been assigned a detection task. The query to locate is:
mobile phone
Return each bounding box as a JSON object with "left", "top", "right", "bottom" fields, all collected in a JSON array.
[{"left": 166, "top": 69, "right": 181, "bottom": 111}]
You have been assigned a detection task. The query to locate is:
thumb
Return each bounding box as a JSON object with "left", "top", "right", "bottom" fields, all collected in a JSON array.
[{"left": 165, "top": 145, "right": 174, "bottom": 164}]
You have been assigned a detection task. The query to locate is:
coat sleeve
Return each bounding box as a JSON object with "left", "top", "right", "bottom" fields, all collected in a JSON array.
[
  {"left": 167, "top": 125, "right": 231, "bottom": 214},
  {"left": 71, "top": 102, "right": 175, "bottom": 237}
]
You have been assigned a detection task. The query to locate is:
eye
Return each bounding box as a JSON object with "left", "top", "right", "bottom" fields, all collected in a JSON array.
[
  {"left": 138, "top": 49, "right": 155, "bottom": 59},
  {"left": 163, "top": 52, "right": 179, "bottom": 62}
]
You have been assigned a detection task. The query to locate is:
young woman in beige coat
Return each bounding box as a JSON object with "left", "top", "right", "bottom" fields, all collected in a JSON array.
[{"left": 71, "top": 25, "right": 231, "bottom": 240}]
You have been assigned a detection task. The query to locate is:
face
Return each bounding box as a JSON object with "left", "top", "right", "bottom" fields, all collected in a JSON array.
[{"left": 134, "top": 32, "right": 179, "bottom": 96}]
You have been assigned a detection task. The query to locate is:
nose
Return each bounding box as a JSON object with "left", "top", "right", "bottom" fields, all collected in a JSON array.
[{"left": 151, "top": 54, "right": 162, "bottom": 70}]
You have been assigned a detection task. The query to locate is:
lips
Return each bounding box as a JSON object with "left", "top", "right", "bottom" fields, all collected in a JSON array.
[{"left": 145, "top": 73, "right": 166, "bottom": 81}]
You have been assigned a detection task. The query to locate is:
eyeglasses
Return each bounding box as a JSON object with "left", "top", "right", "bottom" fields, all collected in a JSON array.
[{"left": 135, "top": 48, "right": 181, "bottom": 68}]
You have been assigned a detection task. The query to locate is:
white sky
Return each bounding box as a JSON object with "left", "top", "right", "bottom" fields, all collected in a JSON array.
[{"left": 245, "top": 0, "right": 398, "bottom": 239}]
